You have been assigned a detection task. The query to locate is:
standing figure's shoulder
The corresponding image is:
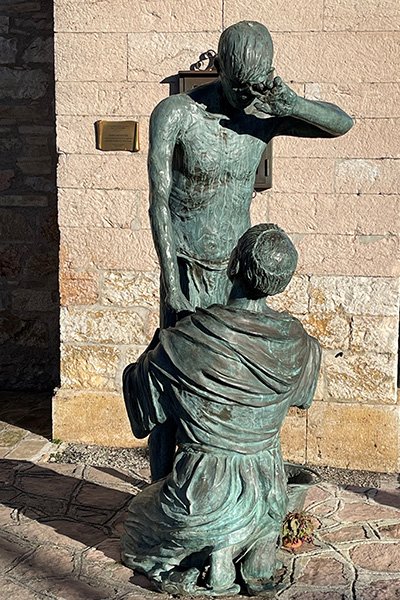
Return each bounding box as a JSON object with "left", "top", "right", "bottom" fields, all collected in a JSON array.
[{"left": 151, "top": 93, "right": 193, "bottom": 123}]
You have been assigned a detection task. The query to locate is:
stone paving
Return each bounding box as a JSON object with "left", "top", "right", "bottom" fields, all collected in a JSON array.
[{"left": 0, "top": 423, "right": 399, "bottom": 599}]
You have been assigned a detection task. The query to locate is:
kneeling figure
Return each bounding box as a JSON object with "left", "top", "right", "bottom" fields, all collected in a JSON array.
[{"left": 121, "top": 223, "right": 321, "bottom": 596}]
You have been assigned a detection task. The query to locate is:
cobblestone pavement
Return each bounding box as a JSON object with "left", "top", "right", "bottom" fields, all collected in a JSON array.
[{"left": 0, "top": 424, "right": 399, "bottom": 599}]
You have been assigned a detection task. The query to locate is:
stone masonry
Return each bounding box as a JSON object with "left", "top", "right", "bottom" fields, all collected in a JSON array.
[
  {"left": 53, "top": 1, "right": 400, "bottom": 472},
  {"left": 0, "top": 0, "right": 59, "bottom": 391}
]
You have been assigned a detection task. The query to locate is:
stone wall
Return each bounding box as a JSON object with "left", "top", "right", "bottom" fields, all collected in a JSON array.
[
  {"left": 0, "top": 1, "right": 59, "bottom": 391},
  {"left": 53, "top": 1, "right": 400, "bottom": 472}
]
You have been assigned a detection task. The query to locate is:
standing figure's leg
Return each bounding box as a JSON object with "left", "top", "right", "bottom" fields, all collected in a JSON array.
[
  {"left": 240, "top": 529, "right": 281, "bottom": 595},
  {"left": 148, "top": 276, "right": 179, "bottom": 482}
]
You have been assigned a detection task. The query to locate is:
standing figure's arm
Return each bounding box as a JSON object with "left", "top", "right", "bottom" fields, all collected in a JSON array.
[
  {"left": 148, "top": 97, "right": 193, "bottom": 314},
  {"left": 252, "top": 76, "right": 354, "bottom": 138}
]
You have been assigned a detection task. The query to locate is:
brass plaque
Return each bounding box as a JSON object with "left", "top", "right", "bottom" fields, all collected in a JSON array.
[{"left": 95, "top": 120, "right": 139, "bottom": 152}]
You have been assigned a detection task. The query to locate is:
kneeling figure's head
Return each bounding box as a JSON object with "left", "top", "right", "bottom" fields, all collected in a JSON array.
[{"left": 228, "top": 223, "right": 298, "bottom": 298}]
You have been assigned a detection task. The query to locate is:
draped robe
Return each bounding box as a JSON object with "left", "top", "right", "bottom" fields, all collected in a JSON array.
[{"left": 122, "top": 304, "right": 321, "bottom": 579}]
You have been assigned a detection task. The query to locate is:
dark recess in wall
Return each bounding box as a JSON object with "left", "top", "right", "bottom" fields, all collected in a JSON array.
[{"left": 0, "top": 0, "right": 59, "bottom": 403}]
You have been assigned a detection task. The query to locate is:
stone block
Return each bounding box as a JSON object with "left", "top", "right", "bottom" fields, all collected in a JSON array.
[
  {"left": 101, "top": 271, "right": 159, "bottom": 308},
  {"left": 0, "top": 17, "right": 9, "bottom": 34},
  {"left": 124, "top": 345, "right": 147, "bottom": 366},
  {"left": 55, "top": 0, "right": 222, "bottom": 33},
  {"left": 0, "top": 37, "right": 17, "bottom": 64},
  {"left": 61, "top": 345, "right": 120, "bottom": 391},
  {"left": 321, "top": 525, "right": 367, "bottom": 544},
  {"left": 309, "top": 276, "right": 400, "bottom": 316},
  {"left": 57, "top": 154, "right": 148, "bottom": 190},
  {"left": 127, "top": 31, "right": 221, "bottom": 81},
  {"left": 350, "top": 542, "right": 400, "bottom": 572},
  {"left": 268, "top": 192, "right": 400, "bottom": 235},
  {"left": 273, "top": 32, "right": 400, "bottom": 83},
  {"left": 335, "top": 159, "right": 400, "bottom": 194},
  {"left": 275, "top": 118, "right": 400, "bottom": 160},
  {"left": 0, "top": 579, "right": 39, "bottom": 600},
  {"left": 379, "top": 524, "right": 400, "bottom": 539},
  {"left": 250, "top": 191, "right": 269, "bottom": 224},
  {"left": 56, "top": 81, "right": 168, "bottom": 116},
  {"left": 23, "top": 175, "right": 56, "bottom": 193},
  {"left": 11, "top": 290, "right": 56, "bottom": 312},
  {"left": 55, "top": 33, "right": 127, "bottom": 81},
  {"left": 0, "top": 170, "right": 14, "bottom": 191},
  {"left": 60, "top": 227, "right": 157, "bottom": 271},
  {"left": 273, "top": 158, "right": 334, "bottom": 194},
  {"left": 17, "top": 158, "right": 53, "bottom": 176},
  {"left": 0, "top": 208, "right": 35, "bottom": 241},
  {"left": 297, "top": 554, "right": 350, "bottom": 586},
  {"left": 324, "top": 351, "right": 397, "bottom": 404},
  {"left": 0, "top": 426, "right": 26, "bottom": 447},
  {"left": 58, "top": 188, "right": 144, "bottom": 229},
  {"left": 0, "top": 314, "right": 48, "bottom": 347},
  {"left": 5, "top": 439, "right": 51, "bottom": 461},
  {"left": 314, "top": 365, "right": 325, "bottom": 401},
  {"left": 264, "top": 275, "right": 309, "bottom": 314},
  {"left": 53, "top": 390, "right": 142, "bottom": 447},
  {"left": 59, "top": 268, "right": 99, "bottom": 306},
  {"left": 0, "top": 67, "right": 49, "bottom": 100},
  {"left": 356, "top": 580, "right": 400, "bottom": 600},
  {"left": 18, "top": 125, "right": 54, "bottom": 135},
  {"left": 324, "top": 0, "right": 400, "bottom": 32},
  {"left": 19, "top": 138, "right": 50, "bottom": 160},
  {"left": 280, "top": 407, "right": 306, "bottom": 464},
  {"left": 60, "top": 306, "right": 153, "bottom": 345},
  {"left": 23, "top": 36, "right": 53, "bottom": 63},
  {"left": 25, "top": 247, "right": 58, "bottom": 279},
  {"left": 0, "top": 1, "right": 41, "bottom": 12},
  {"left": 14, "top": 13, "right": 53, "bottom": 32},
  {"left": 351, "top": 316, "right": 398, "bottom": 354},
  {"left": 0, "top": 245, "right": 29, "bottom": 278},
  {"left": 307, "top": 402, "right": 399, "bottom": 471},
  {"left": 295, "top": 234, "right": 399, "bottom": 277},
  {"left": 224, "top": 0, "right": 324, "bottom": 31},
  {"left": 300, "top": 312, "right": 350, "bottom": 350},
  {"left": 0, "top": 134, "right": 22, "bottom": 158},
  {"left": 305, "top": 82, "right": 400, "bottom": 118}
]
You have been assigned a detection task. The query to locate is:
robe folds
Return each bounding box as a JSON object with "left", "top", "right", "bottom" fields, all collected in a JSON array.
[{"left": 122, "top": 304, "right": 321, "bottom": 577}]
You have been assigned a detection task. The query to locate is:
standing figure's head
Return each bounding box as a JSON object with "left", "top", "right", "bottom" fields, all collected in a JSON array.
[
  {"left": 228, "top": 223, "right": 298, "bottom": 298},
  {"left": 216, "top": 21, "right": 274, "bottom": 109}
]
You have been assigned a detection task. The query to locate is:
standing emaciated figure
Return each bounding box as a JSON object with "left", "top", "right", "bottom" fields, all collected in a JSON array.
[{"left": 148, "top": 21, "right": 353, "bottom": 480}]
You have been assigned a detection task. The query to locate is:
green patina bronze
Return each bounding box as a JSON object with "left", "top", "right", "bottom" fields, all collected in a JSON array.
[
  {"left": 121, "top": 20, "right": 351, "bottom": 594},
  {"left": 147, "top": 21, "right": 352, "bottom": 481},
  {"left": 122, "top": 224, "right": 321, "bottom": 595}
]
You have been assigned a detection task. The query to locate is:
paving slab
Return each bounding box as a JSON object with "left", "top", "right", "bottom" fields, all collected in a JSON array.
[{"left": 0, "top": 418, "right": 399, "bottom": 599}]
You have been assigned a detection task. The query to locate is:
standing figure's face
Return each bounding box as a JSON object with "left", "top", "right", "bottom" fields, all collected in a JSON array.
[{"left": 219, "top": 57, "right": 274, "bottom": 110}]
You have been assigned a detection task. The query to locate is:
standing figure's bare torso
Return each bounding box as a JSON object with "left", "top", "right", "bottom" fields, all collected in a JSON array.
[{"left": 169, "top": 91, "right": 273, "bottom": 263}]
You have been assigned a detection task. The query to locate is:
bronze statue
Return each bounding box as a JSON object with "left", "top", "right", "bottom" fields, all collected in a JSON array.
[
  {"left": 147, "top": 20, "right": 353, "bottom": 481},
  {"left": 122, "top": 224, "right": 321, "bottom": 596}
]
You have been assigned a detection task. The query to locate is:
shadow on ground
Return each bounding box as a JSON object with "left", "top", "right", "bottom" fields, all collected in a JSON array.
[
  {"left": 0, "top": 459, "right": 147, "bottom": 557},
  {"left": 0, "top": 392, "right": 52, "bottom": 439},
  {"left": 0, "top": 458, "right": 162, "bottom": 598}
]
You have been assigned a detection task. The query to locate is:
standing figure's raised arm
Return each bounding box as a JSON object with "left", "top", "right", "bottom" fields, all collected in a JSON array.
[{"left": 252, "top": 76, "right": 354, "bottom": 138}]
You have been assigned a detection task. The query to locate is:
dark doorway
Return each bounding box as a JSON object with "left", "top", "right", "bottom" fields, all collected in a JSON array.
[{"left": 0, "top": 1, "right": 58, "bottom": 439}]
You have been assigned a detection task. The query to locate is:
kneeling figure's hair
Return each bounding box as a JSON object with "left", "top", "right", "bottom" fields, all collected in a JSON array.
[{"left": 228, "top": 223, "right": 298, "bottom": 298}]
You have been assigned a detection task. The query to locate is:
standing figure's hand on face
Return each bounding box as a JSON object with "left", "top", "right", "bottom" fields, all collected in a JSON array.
[{"left": 252, "top": 76, "right": 298, "bottom": 117}]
